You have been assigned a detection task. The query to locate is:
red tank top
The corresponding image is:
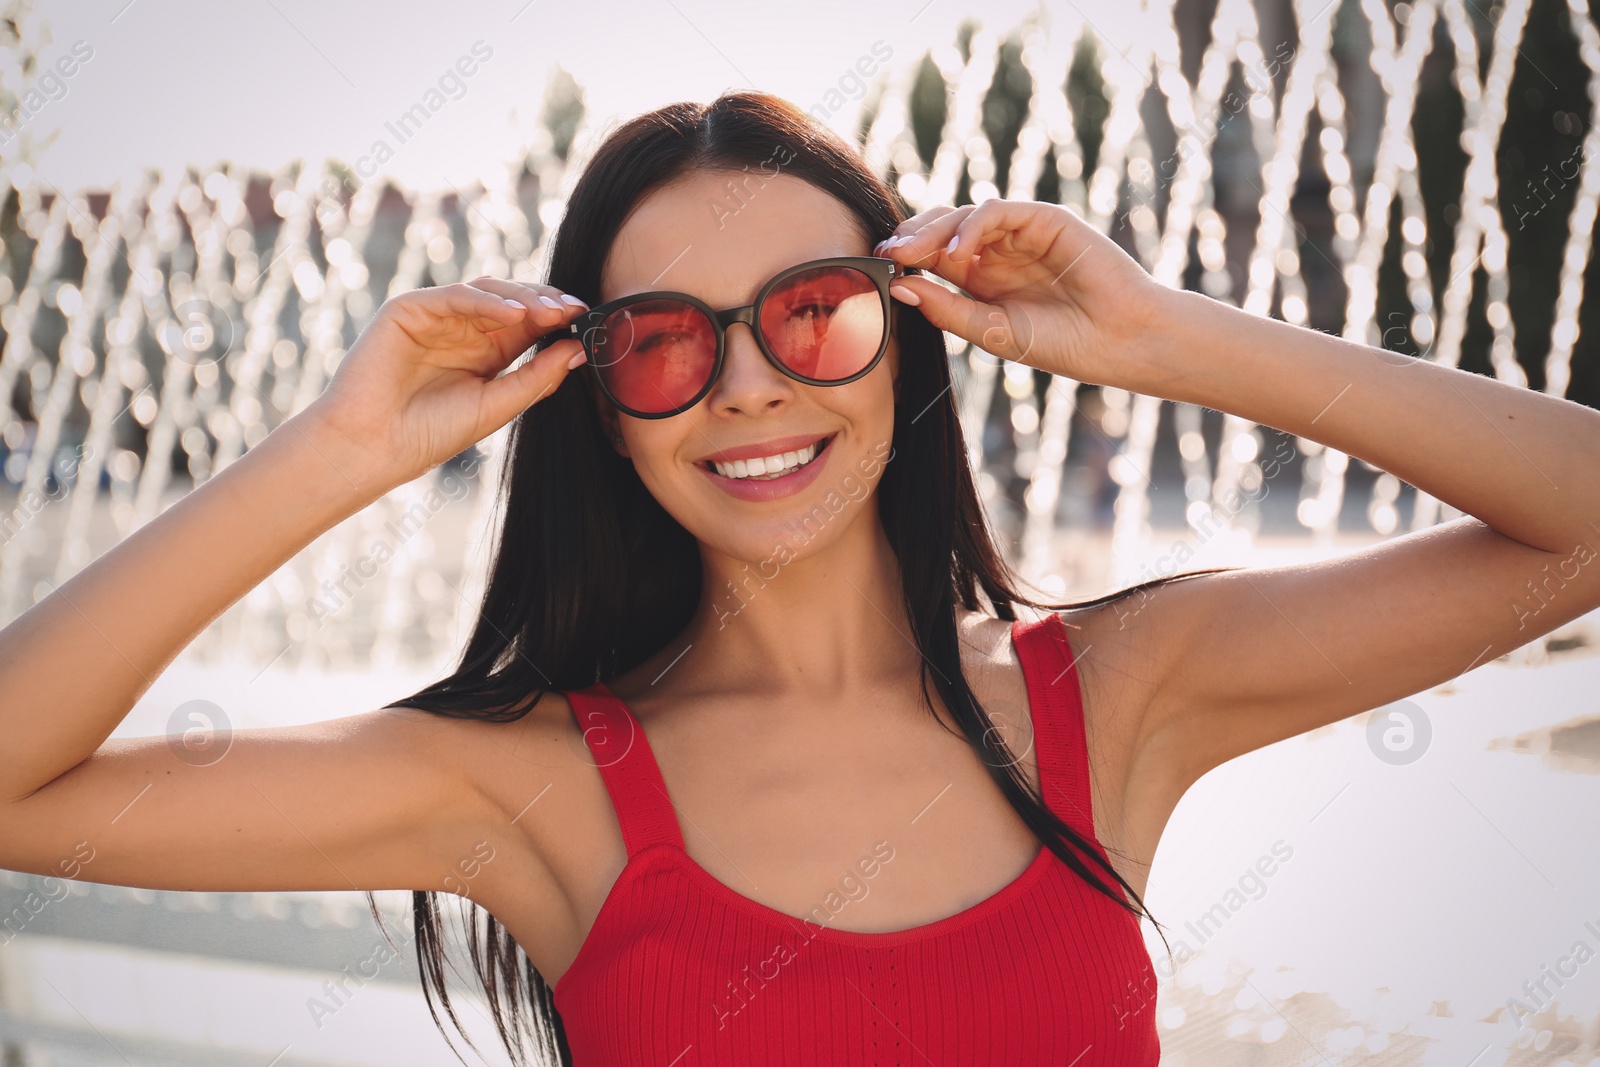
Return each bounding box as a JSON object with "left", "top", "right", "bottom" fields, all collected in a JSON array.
[{"left": 553, "top": 612, "right": 1161, "bottom": 1065}]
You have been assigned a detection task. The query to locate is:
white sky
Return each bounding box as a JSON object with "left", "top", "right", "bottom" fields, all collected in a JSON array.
[{"left": 16, "top": 0, "right": 1136, "bottom": 192}]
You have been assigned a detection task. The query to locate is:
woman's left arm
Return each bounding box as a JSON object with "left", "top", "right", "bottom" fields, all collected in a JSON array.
[{"left": 878, "top": 198, "right": 1600, "bottom": 785}]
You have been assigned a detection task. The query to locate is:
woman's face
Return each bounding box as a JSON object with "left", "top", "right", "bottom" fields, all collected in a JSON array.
[{"left": 594, "top": 170, "right": 901, "bottom": 564}]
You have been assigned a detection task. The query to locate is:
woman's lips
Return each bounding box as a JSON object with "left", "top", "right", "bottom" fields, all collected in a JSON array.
[{"left": 698, "top": 434, "right": 836, "bottom": 502}]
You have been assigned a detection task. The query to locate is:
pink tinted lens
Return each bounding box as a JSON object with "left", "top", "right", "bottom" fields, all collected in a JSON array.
[
  {"left": 758, "top": 266, "right": 884, "bottom": 380},
  {"left": 590, "top": 299, "right": 717, "bottom": 414}
]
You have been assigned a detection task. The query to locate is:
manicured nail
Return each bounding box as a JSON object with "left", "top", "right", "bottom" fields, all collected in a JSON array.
[
  {"left": 889, "top": 283, "right": 920, "bottom": 305},
  {"left": 566, "top": 350, "right": 588, "bottom": 370},
  {"left": 946, "top": 235, "right": 960, "bottom": 255},
  {"left": 538, "top": 295, "right": 562, "bottom": 309},
  {"left": 503, "top": 297, "right": 527, "bottom": 310},
  {"left": 559, "top": 294, "right": 587, "bottom": 307}
]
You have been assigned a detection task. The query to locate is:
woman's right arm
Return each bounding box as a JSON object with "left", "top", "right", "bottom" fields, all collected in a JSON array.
[{"left": 0, "top": 277, "right": 590, "bottom": 893}]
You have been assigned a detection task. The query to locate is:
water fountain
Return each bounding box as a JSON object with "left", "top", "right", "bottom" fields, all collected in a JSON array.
[
  {"left": 2, "top": 1, "right": 1600, "bottom": 1063},
  {"left": 1, "top": 0, "right": 1595, "bottom": 674}
]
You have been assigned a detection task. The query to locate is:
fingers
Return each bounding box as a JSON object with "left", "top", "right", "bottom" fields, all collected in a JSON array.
[
  {"left": 887, "top": 276, "right": 1038, "bottom": 365},
  {"left": 463, "top": 276, "right": 589, "bottom": 371},
  {"left": 479, "top": 336, "right": 589, "bottom": 431},
  {"left": 466, "top": 276, "right": 589, "bottom": 323},
  {"left": 943, "top": 199, "right": 1071, "bottom": 263},
  {"left": 878, "top": 204, "right": 964, "bottom": 244},
  {"left": 397, "top": 279, "right": 538, "bottom": 330},
  {"left": 874, "top": 205, "right": 977, "bottom": 267},
  {"left": 877, "top": 199, "right": 1079, "bottom": 270},
  {"left": 461, "top": 277, "right": 593, "bottom": 429}
]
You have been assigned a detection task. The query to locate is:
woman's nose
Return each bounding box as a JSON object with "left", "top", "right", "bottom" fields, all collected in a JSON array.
[{"left": 707, "top": 321, "right": 794, "bottom": 414}]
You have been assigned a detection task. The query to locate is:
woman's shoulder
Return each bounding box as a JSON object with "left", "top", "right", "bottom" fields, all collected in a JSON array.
[
  {"left": 384, "top": 688, "right": 597, "bottom": 821},
  {"left": 404, "top": 687, "right": 629, "bottom": 886}
]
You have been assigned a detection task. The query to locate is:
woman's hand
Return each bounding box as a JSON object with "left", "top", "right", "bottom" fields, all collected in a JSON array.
[
  {"left": 298, "top": 277, "right": 589, "bottom": 497},
  {"left": 875, "top": 199, "right": 1172, "bottom": 388}
]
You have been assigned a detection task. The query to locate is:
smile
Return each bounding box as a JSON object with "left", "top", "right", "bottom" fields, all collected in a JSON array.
[
  {"left": 706, "top": 435, "right": 831, "bottom": 480},
  {"left": 697, "top": 433, "right": 837, "bottom": 502}
]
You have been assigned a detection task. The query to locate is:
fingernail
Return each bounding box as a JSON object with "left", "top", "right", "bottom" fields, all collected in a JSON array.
[
  {"left": 503, "top": 297, "right": 527, "bottom": 310},
  {"left": 566, "top": 350, "right": 588, "bottom": 370},
  {"left": 538, "top": 295, "right": 562, "bottom": 309},
  {"left": 889, "top": 283, "right": 920, "bottom": 306},
  {"left": 946, "top": 235, "right": 960, "bottom": 255},
  {"left": 559, "top": 294, "right": 587, "bottom": 307}
]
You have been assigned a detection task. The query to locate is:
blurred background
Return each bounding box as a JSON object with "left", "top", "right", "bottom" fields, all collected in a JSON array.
[{"left": 1, "top": 0, "right": 1598, "bottom": 1063}]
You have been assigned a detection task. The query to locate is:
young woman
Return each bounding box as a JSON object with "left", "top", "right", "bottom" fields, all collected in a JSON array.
[{"left": 2, "top": 90, "right": 1596, "bottom": 1067}]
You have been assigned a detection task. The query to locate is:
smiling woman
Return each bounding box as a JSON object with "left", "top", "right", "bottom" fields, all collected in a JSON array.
[
  {"left": 365, "top": 90, "right": 1232, "bottom": 1065},
  {"left": 4, "top": 82, "right": 1597, "bottom": 1067}
]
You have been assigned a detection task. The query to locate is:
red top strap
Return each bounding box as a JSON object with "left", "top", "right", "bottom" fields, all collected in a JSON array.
[
  {"left": 567, "top": 613, "right": 1099, "bottom": 860},
  {"left": 563, "top": 682, "right": 685, "bottom": 857},
  {"left": 1010, "top": 612, "right": 1100, "bottom": 847}
]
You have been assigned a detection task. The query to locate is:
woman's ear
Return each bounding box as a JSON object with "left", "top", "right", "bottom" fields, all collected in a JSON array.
[{"left": 592, "top": 390, "right": 629, "bottom": 458}]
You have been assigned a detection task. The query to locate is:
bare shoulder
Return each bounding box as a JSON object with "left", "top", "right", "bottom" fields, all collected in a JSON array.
[
  {"left": 953, "top": 601, "right": 1184, "bottom": 894},
  {"left": 387, "top": 688, "right": 605, "bottom": 849},
  {"left": 1052, "top": 597, "right": 1194, "bottom": 879},
  {"left": 380, "top": 688, "right": 628, "bottom": 972},
  {"left": 954, "top": 603, "right": 1164, "bottom": 791}
]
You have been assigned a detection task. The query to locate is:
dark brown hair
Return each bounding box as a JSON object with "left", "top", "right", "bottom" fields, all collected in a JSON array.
[{"left": 378, "top": 89, "right": 1234, "bottom": 1066}]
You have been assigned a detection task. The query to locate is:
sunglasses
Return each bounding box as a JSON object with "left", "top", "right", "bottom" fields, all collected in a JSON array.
[{"left": 557, "top": 255, "right": 914, "bottom": 419}]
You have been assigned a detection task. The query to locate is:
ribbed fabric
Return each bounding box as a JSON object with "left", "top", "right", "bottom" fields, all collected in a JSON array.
[{"left": 553, "top": 613, "right": 1161, "bottom": 1065}]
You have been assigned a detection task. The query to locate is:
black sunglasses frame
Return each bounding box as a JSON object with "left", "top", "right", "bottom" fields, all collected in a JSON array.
[{"left": 558, "top": 255, "right": 916, "bottom": 420}]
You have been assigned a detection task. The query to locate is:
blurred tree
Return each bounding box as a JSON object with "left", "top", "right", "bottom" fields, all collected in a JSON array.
[
  {"left": 1375, "top": 0, "right": 1598, "bottom": 410},
  {"left": 981, "top": 31, "right": 1032, "bottom": 197},
  {"left": 0, "top": 0, "right": 54, "bottom": 172},
  {"left": 1066, "top": 32, "right": 1108, "bottom": 182},
  {"left": 542, "top": 65, "right": 585, "bottom": 163},
  {"left": 1494, "top": 0, "right": 1597, "bottom": 407},
  {"left": 908, "top": 52, "right": 947, "bottom": 173}
]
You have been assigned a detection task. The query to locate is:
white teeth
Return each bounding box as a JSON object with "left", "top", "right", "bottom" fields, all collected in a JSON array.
[{"left": 710, "top": 440, "right": 824, "bottom": 480}]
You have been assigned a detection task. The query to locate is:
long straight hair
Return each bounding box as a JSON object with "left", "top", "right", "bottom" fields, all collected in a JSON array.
[{"left": 375, "top": 90, "right": 1237, "bottom": 1067}]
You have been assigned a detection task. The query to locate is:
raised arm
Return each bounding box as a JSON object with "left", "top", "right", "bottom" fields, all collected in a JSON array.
[
  {"left": 0, "top": 277, "right": 590, "bottom": 894},
  {"left": 876, "top": 199, "right": 1600, "bottom": 793},
  {"left": 1091, "top": 285, "right": 1600, "bottom": 783}
]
